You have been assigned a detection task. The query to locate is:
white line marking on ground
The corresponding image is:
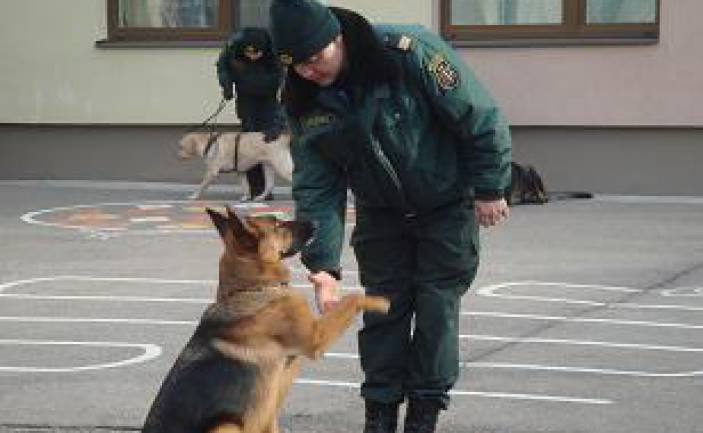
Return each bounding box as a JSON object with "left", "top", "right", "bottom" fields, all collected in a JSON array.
[
  {"left": 4, "top": 277, "right": 700, "bottom": 379},
  {"left": 323, "top": 352, "right": 703, "bottom": 378},
  {"left": 477, "top": 281, "right": 703, "bottom": 312},
  {"left": 0, "top": 293, "right": 212, "bottom": 303},
  {"left": 465, "top": 311, "right": 703, "bottom": 330},
  {"left": 463, "top": 334, "right": 703, "bottom": 353},
  {"left": 136, "top": 204, "right": 174, "bottom": 210},
  {"left": 294, "top": 379, "right": 612, "bottom": 405},
  {"left": 0, "top": 316, "right": 197, "bottom": 326},
  {"left": 482, "top": 281, "right": 642, "bottom": 293},
  {"left": 0, "top": 323, "right": 611, "bottom": 403},
  {"left": 463, "top": 362, "right": 703, "bottom": 378},
  {"left": 0, "top": 340, "right": 161, "bottom": 373},
  {"left": 0, "top": 319, "right": 620, "bottom": 396},
  {"left": 0, "top": 276, "right": 214, "bottom": 293},
  {"left": 616, "top": 303, "right": 703, "bottom": 312},
  {"left": 0, "top": 276, "right": 360, "bottom": 297},
  {"left": 661, "top": 287, "right": 703, "bottom": 297},
  {"left": 130, "top": 217, "right": 171, "bottom": 223},
  {"left": 0, "top": 288, "right": 361, "bottom": 303},
  {"left": 4, "top": 314, "right": 700, "bottom": 377}
]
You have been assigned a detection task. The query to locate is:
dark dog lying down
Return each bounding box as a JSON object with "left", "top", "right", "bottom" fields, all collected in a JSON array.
[{"left": 506, "top": 162, "right": 592, "bottom": 206}]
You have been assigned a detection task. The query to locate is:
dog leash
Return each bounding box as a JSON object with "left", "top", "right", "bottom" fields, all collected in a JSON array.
[
  {"left": 194, "top": 97, "right": 229, "bottom": 131},
  {"left": 233, "top": 133, "right": 242, "bottom": 172},
  {"left": 186, "top": 97, "right": 229, "bottom": 152},
  {"left": 203, "top": 132, "right": 222, "bottom": 158}
]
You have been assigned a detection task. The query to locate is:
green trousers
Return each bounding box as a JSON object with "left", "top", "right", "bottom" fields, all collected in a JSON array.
[{"left": 351, "top": 200, "right": 479, "bottom": 409}]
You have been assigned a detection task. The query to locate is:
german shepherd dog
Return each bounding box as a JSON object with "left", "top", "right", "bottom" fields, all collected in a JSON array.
[{"left": 142, "top": 207, "right": 390, "bottom": 433}]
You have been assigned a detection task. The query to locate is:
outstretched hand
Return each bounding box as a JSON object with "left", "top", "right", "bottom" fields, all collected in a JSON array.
[
  {"left": 308, "top": 271, "right": 340, "bottom": 314},
  {"left": 475, "top": 198, "right": 509, "bottom": 228}
]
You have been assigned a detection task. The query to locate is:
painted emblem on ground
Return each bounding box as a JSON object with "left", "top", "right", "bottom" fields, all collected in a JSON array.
[{"left": 21, "top": 200, "right": 357, "bottom": 236}]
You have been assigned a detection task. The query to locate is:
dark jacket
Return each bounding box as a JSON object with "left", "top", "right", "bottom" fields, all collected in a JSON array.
[
  {"left": 283, "top": 8, "right": 512, "bottom": 274},
  {"left": 217, "top": 28, "right": 285, "bottom": 129}
]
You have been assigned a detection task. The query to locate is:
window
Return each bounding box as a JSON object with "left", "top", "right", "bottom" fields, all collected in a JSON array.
[
  {"left": 238, "top": 0, "right": 273, "bottom": 27},
  {"left": 106, "top": 0, "right": 272, "bottom": 43},
  {"left": 441, "top": 0, "right": 659, "bottom": 45}
]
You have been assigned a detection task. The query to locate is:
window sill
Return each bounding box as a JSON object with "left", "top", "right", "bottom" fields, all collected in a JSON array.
[
  {"left": 96, "top": 39, "right": 224, "bottom": 49},
  {"left": 448, "top": 37, "right": 659, "bottom": 48}
]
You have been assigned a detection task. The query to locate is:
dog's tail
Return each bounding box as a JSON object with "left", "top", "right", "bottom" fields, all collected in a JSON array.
[{"left": 547, "top": 191, "right": 594, "bottom": 201}]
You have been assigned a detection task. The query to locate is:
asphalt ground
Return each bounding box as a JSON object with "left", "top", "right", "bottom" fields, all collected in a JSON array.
[{"left": 0, "top": 180, "right": 702, "bottom": 433}]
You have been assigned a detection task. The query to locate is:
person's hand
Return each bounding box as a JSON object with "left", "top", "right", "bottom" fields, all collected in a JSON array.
[
  {"left": 475, "top": 198, "right": 509, "bottom": 228},
  {"left": 308, "top": 271, "right": 340, "bottom": 313},
  {"left": 222, "top": 86, "right": 234, "bottom": 101}
]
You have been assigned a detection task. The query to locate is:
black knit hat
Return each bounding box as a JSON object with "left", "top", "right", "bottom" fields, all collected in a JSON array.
[
  {"left": 269, "top": 0, "right": 341, "bottom": 66},
  {"left": 240, "top": 27, "right": 271, "bottom": 53}
]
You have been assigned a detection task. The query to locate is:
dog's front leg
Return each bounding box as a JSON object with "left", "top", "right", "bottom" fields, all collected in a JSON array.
[
  {"left": 190, "top": 171, "right": 218, "bottom": 200},
  {"left": 263, "top": 419, "right": 280, "bottom": 433},
  {"left": 301, "top": 294, "right": 389, "bottom": 360},
  {"left": 230, "top": 294, "right": 389, "bottom": 364}
]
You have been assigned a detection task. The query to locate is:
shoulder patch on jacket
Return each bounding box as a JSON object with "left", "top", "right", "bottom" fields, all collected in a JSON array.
[
  {"left": 301, "top": 113, "right": 336, "bottom": 131},
  {"left": 382, "top": 34, "right": 413, "bottom": 52},
  {"left": 427, "top": 54, "right": 460, "bottom": 92}
]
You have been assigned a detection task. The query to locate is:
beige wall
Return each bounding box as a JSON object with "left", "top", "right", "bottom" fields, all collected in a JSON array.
[
  {"left": 449, "top": 0, "right": 703, "bottom": 126},
  {"left": 0, "top": 0, "right": 701, "bottom": 126},
  {"left": 0, "top": 0, "right": 231, "bottom": 124}
]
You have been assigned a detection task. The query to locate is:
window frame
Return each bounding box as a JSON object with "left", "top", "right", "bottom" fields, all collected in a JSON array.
[
  {"left": 106, "top": 0, "right": 235, "bottom": 42},
  {"left": 440, "top": 0, "right": 660, "bottom": 45}
]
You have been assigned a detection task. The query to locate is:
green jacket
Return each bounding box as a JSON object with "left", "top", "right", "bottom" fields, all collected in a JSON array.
[{"left": 289, "top": 24, "right": 512, "bottom": 275}]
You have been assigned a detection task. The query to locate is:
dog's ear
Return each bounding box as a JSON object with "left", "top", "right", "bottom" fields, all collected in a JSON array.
[
  {"left": 206, "top": 208, "right": 229, "bottom": 240},
  {"left": 225, "top": 206, "right": 258, "bottom": 250}
]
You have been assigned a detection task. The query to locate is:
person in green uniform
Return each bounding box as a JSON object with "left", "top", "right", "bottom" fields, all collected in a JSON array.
[
  {"left": 269, "top": 1, "right": 512, "bottom": 432},
  {"left": 216, "top": 27, "right": 286, "bottom": 201}
]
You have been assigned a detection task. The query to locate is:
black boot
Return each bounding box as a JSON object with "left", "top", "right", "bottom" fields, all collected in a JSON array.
[
  {"left": 364, "top": 400, "right": 400, "bottom": 433},
  {"left": 403, "top": 399, "right": 441, "bottom": 433}
]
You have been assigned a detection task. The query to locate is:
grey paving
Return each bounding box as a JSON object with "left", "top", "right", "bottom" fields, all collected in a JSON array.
[{"left": 0, "top": 181, "right": 702, "bottom": 433}]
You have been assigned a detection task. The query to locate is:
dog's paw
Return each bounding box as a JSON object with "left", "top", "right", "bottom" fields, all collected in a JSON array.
[
  {"left": 361, "top": 295, "right": 391, "bottom": 314},
  {"left": 188, "top": 193, "right": 202, "bottom": 200}
]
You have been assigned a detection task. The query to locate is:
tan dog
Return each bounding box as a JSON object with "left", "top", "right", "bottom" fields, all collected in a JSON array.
[
  {"left": 178, "top": 132, "right": 293, "bottom": 201},
  {"left": 141, "top": 207, "right": 389, "bottom": 433}
]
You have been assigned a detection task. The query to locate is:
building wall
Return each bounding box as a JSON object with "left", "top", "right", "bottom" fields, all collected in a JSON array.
[
  {"left": 2, "top": 124, "right": 701, "bottom": 196},
  {"left": 0, "top": 1, "right": 230, "bottom": 125},
  {"left": 2, "top": 1, "right": 700, "bottom": 126},
  {"left": 1, "top": 1, "right": 702, "bottom": 195},
  {"left": 454, "top": 0, "right": 703, "bottom": 127}
]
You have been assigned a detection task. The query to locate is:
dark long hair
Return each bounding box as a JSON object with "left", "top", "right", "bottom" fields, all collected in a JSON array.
[{"left": 281, "top": 7, "right": 402, "bottom": 117}]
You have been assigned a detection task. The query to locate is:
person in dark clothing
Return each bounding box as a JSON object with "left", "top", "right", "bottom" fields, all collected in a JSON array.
[
  {"left": 269, "top": 1, "right": 512, "bottom": 432},
  {"left": 216, "top": 27, "right": 286, "bottom": 201}
]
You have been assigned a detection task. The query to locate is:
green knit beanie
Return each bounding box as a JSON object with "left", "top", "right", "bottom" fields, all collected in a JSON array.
[{"left": 269, "top": 0, "right": 341, "bottom": 66}]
